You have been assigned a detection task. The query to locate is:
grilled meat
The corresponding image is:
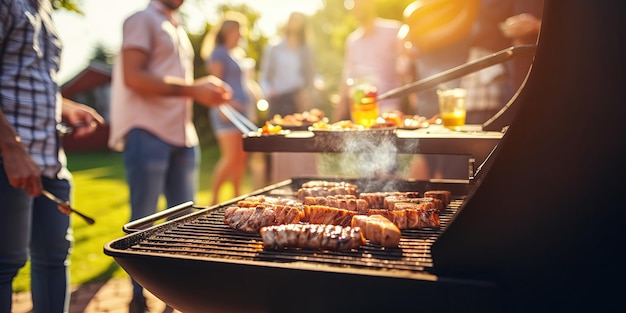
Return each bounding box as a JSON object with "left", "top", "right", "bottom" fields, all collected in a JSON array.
[
  {"left": 368, "top": 202, "right": 440, "bottom": 229},
  {"left": 351, "top": 215, "right": 401, "bottom": 247},
  {"left": 224, "top": 206, "right": 277, "bottom": 233},
  {"left": 384, "top": 196, "right": 443, "bottom": 211},
  {"left": 223, "top": 204, "right": 304, "bottom": 233},
  {"left": 303, "top": 195, "right": 370, "bottom": 214},
  {"left": 260, "top": 223, "right": 365, "bottom": 250},
  {"left": 238, "top": 195, "right": 302, "bottom": 207},
  {"left": 359, "top": 191, "right": 420, "bottom": 209},
  {"left": 302, "top": 205, "right": 356, "bottom": 227},
  {"left": 297, "top": 181, "right": 359, "bottom": 200},
  {"left": 423, "top": 190, "right": 451, "bottom": 208}
]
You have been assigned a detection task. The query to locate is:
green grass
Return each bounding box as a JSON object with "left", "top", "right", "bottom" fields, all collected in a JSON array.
[{"left": 12, "top": 145, "right": 256, "bottom": 292}]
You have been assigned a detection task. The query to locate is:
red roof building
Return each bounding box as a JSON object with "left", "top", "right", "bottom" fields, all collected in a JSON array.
[{"left": 60, "top": 60, "right": 112, "bottom": 153}]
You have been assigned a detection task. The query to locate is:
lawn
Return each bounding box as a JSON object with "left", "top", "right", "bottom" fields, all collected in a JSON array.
[{"left": 12, "top": 145, "right": 258, "bottom": 292}]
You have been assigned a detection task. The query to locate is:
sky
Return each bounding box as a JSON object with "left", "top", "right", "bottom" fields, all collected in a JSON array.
[{"left": 52, "top": 0, "right": 325, "bottom": 84}]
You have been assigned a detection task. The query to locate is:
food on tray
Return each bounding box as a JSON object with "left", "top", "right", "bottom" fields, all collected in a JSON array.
[
  {"left": 301, "top": 205, "right": 357, "bottom": 227},
  {"left": 260, "top": 223, "right": 365, "bottom": 250},
  {"left": 351, "top": 214, "right": 401, "bottom": 248},
  {"left": 223, "top": 205, "right": 304, "bottom": 233},
  {"left": 270, "top": 108, "right": 326, "bottom": 127},
  {"left": 257, "top": 121, "right": 283, "bottom": 135},
  {"left": 309, "top": 119, "right": 365, "bottom": 131},
  {"left": 302, "top": 195, "right": 370, "bottom": 214}
]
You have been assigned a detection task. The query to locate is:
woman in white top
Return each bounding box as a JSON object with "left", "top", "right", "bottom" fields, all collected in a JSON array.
[{"left": 259, "top": 12, "right": 316, "bottom": 117}]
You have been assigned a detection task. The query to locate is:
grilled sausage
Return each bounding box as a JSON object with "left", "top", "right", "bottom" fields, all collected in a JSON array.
[{"left": 260, "top": 224, "right": 365, "bottom": 250}]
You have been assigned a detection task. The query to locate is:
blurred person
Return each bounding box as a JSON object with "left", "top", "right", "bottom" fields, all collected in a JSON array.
[
  {"left": 0, "top": 1, "right": 105, "bottom": 312},
  {"left": 401, "top": 0, "right": 479, "bottom": 119},
  {"left": 460, "top": 0, "right": 515, "bottom": 124},
  {"left": 499, "top": 0, "right": 543, "bottom": 90},
  {"left": 332, "top": 0, "right": 404, "bottom": 122},
  {"left": 260, "top": 11, "right": 316, "bottom": 117},
  {"left": 200, "top": 12, "right": 252, "bottom": 205},
  {"left": 324, "top": 0, "right": 407, "bottom": 179},
  {"left": 401, "top": 0, "right": 479, "bottom": 180},
  {"left": 259, "top": 11, "right": 320, "bottom": 184},
  {"left": 460, "top": 0, "right": 543, "bottom": 125},
  {"left": 107, "top": 0, "right": 232, "bottom": 311}
]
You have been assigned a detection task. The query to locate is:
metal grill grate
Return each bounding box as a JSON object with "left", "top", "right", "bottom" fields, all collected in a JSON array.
[{"left": 125, "top": 198, "right": 461, "bottom": 274}]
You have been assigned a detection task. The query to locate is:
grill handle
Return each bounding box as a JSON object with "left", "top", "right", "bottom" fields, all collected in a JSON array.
[{"left": 122, "top": 201, "right": 196, "bottom": 234}]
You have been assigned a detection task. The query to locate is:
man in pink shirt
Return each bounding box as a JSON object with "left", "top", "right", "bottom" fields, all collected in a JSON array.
[
  {"left": 333, "top": 0, "right": 404, "bottom": 122},
  {"left": 107, "top": 0, "right": 231, "bottom": 311}
]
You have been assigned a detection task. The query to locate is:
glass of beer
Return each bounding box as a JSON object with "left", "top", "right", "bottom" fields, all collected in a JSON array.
[
  {"left": 437, "top": 88, "right": 467, "bottom": 130},
  {"left": 349, "top": 80, "right": 380, "bottom": 128}
]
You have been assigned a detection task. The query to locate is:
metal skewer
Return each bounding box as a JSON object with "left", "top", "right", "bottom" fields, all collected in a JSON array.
[{"left": 41, "top": 189, "right": 96, "bottom": 225}]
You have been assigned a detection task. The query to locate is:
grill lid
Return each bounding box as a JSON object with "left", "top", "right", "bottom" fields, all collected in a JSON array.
[{"left": 431, "top": 1, "right": 626, "bottom": 311}]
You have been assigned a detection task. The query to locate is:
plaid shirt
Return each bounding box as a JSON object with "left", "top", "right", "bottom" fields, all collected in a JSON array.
[{"left": 0, "top": 0, "right": 66, "bottom": 178}]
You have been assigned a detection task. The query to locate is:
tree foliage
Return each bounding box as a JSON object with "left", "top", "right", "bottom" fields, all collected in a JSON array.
[{"left": 52, "top": 0, "right": 83, "bottom": 13}]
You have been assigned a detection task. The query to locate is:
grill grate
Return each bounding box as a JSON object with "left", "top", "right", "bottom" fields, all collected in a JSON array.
[{"left": 125, "top": 198, "right": 461, "bottom": 275}]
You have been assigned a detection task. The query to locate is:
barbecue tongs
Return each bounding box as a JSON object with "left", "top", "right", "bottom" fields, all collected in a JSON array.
[
  {"left": 42, "top": 189, "right": 96, "bottom": 225},
  {"left": 218, "top": 104, "right": 258, "bottom": 134}
]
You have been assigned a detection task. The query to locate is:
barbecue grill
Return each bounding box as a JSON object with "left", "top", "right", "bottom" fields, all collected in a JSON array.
[{"left": 104, "top": 1, "right": 626, "bottom": 312}]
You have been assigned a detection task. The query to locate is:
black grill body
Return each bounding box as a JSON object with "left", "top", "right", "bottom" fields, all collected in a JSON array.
[{"left": 105, "top": 178, "right": 501, "bottom": 313}]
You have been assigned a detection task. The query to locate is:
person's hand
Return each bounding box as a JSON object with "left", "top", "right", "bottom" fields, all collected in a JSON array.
[
  {"left": 192, "top": 75, "right": 233, "bottom": 107},
  {"left": 1, "top": 139, "right": 43, "bottom": 196},
  {"left": 61, "top": 98, "right": 105, "bottom": 138},
  {"left": 499, "top": 13, "right": 541, "bottom": 44}
]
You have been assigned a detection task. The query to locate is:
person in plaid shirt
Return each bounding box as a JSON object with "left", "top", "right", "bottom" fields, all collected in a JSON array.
[{"left": 0, "top": 0, "right": 105, "bottom": 311}]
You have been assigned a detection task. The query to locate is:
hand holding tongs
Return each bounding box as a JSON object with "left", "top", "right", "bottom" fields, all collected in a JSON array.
[
  {"left": 41, "top": 190, "right": 96, "bottom": 225},
  {"left": 218, "top": 104, "right": 258, "bottom": 134}
]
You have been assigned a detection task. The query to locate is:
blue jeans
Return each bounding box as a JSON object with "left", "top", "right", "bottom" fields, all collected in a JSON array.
[
  {"left": 0, "top": 166, "right": 72, "bottom": 313},
  {"left": 122, "top": 128, "right": 198, "bottom": 297}
]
